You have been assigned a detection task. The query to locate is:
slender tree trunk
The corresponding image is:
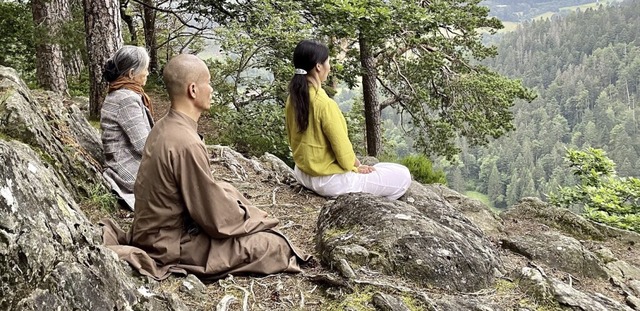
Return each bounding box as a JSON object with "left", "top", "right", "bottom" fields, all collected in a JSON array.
[
  {"left": 31, "top": 0, "right": 69, "bottom": 94},
  {"left": 62, "top": 0, "right": 84, "bottom": 79},
  {"left": 359, "top": 32, "right": 381, "bottom": 157},
  {"left": 83, "top": 0, "right": 123, "bottom": 119},
  {"left": 120, "top": 0, "right": 138, "bottom": 44},
  {"left": 142, "top": 0, "right": 158, "bottom": 74},
  {"left": 64, "top": 52, "right": 84, "bottom": 78}
]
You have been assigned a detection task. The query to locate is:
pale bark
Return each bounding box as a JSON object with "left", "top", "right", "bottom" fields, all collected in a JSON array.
[{"left": 83, "top": 0, "right": 123, "bottom": 119}]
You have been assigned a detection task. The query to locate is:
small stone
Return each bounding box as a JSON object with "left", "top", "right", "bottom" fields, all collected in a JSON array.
[
  {"left": 394, "top": 214, "right": 412, "bottom": 220},
  {"left": 626, "top": 295, "right": 640, "bottom": 309},
  {"left": 180, "top": 274, "right": 206, "bottom": 297},
  {"left": 371, "top": 292, "right": 411, "bottom": 311},
  {"left": 595, "top": 247, "right": 617, "bottom": 263},
  {"left": 336, "top": 258, "right": 356, "bottom": 279},
  {"left": 629, "top": 280, "right": 640, "bottom": 297}
]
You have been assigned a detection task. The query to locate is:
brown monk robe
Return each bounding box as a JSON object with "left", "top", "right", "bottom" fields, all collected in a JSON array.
[{"left": 101, "top": 54, "right": 310, "bottom": 280}]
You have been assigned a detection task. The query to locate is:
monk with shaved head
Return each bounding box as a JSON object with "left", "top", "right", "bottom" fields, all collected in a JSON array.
[{"left": 102, "top": 54, "right": 310, "bottom": 280}]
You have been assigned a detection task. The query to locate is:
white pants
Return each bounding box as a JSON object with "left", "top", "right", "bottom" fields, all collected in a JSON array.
[{"left": 294, "top": 163, "right": 412, "bottom": 200}]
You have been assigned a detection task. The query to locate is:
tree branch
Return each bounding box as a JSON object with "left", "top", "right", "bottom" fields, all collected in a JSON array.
[
  {"left": 376, "top": 76, "right": 408, "bottom": 110},
  {"left": 130, "top": 0, "right": 207, "bottom": 31},
  {"left": 391, "top": 57, "right": 416, "bottom": 94}
]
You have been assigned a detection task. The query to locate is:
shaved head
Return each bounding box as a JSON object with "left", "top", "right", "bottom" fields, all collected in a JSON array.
[{"left": 163, "top": 54, "right": 209, "bottom": 101}]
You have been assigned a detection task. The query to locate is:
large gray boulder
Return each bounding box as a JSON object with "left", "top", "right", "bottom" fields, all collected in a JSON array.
[
  {"left": 0, "top": 139, "right": 187, "bottom": 310},
  {"left": 502, "top": 197, "right": 640, "bottom": 245},
  {"left": 412, "top": 183, "right": 504, "bottom": 236},
  {"left": 401, "top": 182, "right": 503, "bottom": 237},
  {"left": 0, "top": 69, "right": 187, "bottom": 310},
  {"left": 317, "top": 192, "right": 503, "bottom": 292},
  {"left": 0, "top": 66, "right": 105, "bottom": 200},
  {"left": 501, "top": 231, "right": 608, "bottom": 278},
  {"left": 0, "top": 140, "right": 136, "bottom": 309}
]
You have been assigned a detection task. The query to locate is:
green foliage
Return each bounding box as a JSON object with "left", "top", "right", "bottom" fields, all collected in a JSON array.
[
  {"left": 550, "top": 148, "right": 640, "bottom": 233},
  {"left": 0, "top": 1, "right": 36, "bottom": 83},
  {"left": 400, "top": 154, "right": 446, "bottom": 185},
  {"left": 84, "top": 183, "right": 118, "bottom": 213},
  {"left": 187, "top": 0, "right": 534, "bottom": 160},
  {"left": 209, "top": 102, "right": 293, "bottom": 166},
  {"left": 465, "top": 191, "right": 497, "bottom": 211},
  {"left": 485, "top": 0, "right": 605, "bottom": 22},
  {"left": 344, "top": 96, "right": 367, "bottom": 156},
  {"left": 322, "top": 286, "right": 375, "bottom": 311},
  {"left": 308, "top": 0, "right": 536, "bottom": 159},
  {"left": 453, "top": 0, "right": 640, "bottom": 210},
  {"left": 202, "top": 0, "right": 312, "bottom": 110},
  {"left": 67, "top": 69, "right": 91, "bottom": 97}
]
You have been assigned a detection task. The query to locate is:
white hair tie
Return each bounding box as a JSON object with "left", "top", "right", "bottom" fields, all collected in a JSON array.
[{"left": 294, "top": 68, "right": 307, "bottom": 75}]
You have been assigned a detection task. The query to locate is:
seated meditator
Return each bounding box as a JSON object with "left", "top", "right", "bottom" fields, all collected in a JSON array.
[
  {"left": 102, "top": 54, "right": 310, "bottom": 280},
  {"left": 101, "top": 45, "right": 154, "bottom": 210},
  {"left": 285, "top": 40, "right": 412, "bottom": 200}
]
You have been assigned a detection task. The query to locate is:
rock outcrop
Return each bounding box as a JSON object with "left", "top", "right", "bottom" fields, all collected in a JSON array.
[
  {"left": 0, "top": 66, "right": 185, "bottom": 310},
  {"left": 0, "top": 67, "right": 105, "bottom": 200},
  {"left": 317, "top": 190, "right": 504, "bottom": 292}
]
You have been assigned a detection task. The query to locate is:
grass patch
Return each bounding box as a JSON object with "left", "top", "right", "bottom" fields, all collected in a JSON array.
[
  {"left": 559, "top": 0, "right": 621, "bottom": 12},
  {"left": 88, "top": 120, "right": 100, "bottom": 131},
  {"left": 532, "top": 12, "right": 556, "bottom": 21},
  {"left": 323, "top": 226, "right": 360, "bottom": 241},
  {"left": 324, "top": 286, "right": 376, "bottom": 311},
  {"left": 83, "top": 183, "right": 117, "bottom": 214},
  {"left": 464, "top": 191, "right": 498, "bottom": 212},
  {"left": 499, "top": 21, "right": 519, "bottom": 32}
]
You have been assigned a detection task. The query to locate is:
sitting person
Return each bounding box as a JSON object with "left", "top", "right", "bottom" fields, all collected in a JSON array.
[
  {"left": 285, "top": 40, "right": 412, "bottom": 200},
  {"left": 101, "top": 45, "right": 154, "bottom": 210},
  {"left": 102, "top": 54, "right": 309, "bottom": 280}
]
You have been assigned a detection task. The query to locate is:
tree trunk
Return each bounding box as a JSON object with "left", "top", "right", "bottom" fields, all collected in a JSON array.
[
  {"left": 63, "top": 0, "right": 84, "bottom": 79},
  {"left": 31, "top": 0, "right": 69, "bottom": 94},
  {"left": 142, "top": 0, "right": 158, "bottom": 74},
  {"left": 120, "top": 0, "right": 138, "bottom": 44},
  {"left": 83, "top": 0, "right": 123, "bottom": 119},
  {"left": 359, "top": 32, "right": 381, "bottom": 157},
  {"left": 64, "top": 51, "right": 84, "bottom": 78}
]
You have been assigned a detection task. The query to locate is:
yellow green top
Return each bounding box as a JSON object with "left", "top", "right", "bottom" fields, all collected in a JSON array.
[{"left": 285, "top": 86, "right": 357, "bottom": 176}]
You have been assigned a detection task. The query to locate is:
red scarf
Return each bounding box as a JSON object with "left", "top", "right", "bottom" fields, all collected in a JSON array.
[{"left": 108, "top": 77, "right": 153, "bottom": 114}]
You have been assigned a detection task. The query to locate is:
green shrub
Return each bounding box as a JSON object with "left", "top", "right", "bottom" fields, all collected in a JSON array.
[
  {"left": 400, "top": 154, "right": 446, "bottom": 184},
  {"left": 209, "top": 102, "right": 293, "bottom": 167},
  {"left": 549, "top": 147, "right": 640, "bottom": 233},
  {"left": 67, "top": 70, "right": 90, "bottom": 97}
]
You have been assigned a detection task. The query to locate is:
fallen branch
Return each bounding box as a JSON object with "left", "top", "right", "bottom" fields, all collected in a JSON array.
[
  {"left": 216, "top": 295, "right": 237, "bottom": 311},
  {"left": 299, "top": 287, "right": 305, "bottom": 309},
  {"left": 272, "top": 187, "right": 280, "bottom": 205}
]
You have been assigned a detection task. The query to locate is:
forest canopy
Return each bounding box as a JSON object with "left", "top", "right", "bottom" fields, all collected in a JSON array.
[{"left": 450, "top": 0, "right": 640, "bottom": 209}]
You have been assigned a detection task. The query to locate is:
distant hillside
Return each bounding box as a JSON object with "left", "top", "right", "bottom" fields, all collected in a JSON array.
[
  {"left": 483, "top": 0, "right": 622, "bottom": 22},
  {"left": 449, "top": 0, "right": 640, "bottom": 209}
]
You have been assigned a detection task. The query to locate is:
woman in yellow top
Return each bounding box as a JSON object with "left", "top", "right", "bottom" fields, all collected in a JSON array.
[{"left": 285, "top": 40, "right": 411, "bottom": 200}]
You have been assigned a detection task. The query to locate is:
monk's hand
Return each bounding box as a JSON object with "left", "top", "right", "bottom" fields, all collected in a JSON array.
[{"left": 357, "top": 165, "right": 375, "bottom": 174}]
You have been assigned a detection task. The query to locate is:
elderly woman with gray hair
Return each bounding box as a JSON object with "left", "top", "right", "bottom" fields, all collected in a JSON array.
[{"left": 101, "top": 45, "right": 153, "bottom": 210}]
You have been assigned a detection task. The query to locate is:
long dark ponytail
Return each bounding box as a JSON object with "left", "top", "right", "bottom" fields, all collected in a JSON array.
[{"left": 288, "top": 40, "right": 329, "bottom": 132}]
